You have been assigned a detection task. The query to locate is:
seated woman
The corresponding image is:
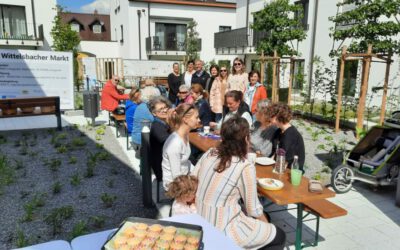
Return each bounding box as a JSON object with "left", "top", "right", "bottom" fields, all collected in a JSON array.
[
  {"left": 148, "top": 96, "right": 172, "bottom": 182},
  {"left": 210, "top": 90, "right": 252, "bottom": 131},
  {"left": 131, "top": 86, "right": 161, "bottom": 148},
  {"left": 162, "top": 104, "right": 200, "bottom": 190},
  {"left": 175, "top": 85, "right": 194, "bottom": 106},
  {"left": 250, "top": 99, "right": 278, "bottom": 157},
  {"left": 125, "top": 86, "right": 140, "bottom": 136},
  {"left": 191, "top": 83, "right": 211, "bottom": 126},
  {"left": 193, "top": 117, "right": 286, "bottom": 250},
  {"left": 267, "top": 103, "right": 305, "bottom": 172}
]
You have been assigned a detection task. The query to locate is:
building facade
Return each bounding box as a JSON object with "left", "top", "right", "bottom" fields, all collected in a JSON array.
[
  {"left": 214, "top": 0, "right": 400, "bottom": 107},
  {"left": 0, "top": 0, "right": 56, "bottom": 50},
  {"left": 110, "top": 0, "right": 237, "bottom": 63}
]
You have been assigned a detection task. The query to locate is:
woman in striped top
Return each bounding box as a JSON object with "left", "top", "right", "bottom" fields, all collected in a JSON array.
[{"left": 193, "top": 117, "right": 286, "bottom": 250}]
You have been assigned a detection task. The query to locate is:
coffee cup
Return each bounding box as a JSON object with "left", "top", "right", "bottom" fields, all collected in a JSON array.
[{"left": 204, "top": 126, "right": 210, "bottom": 134}]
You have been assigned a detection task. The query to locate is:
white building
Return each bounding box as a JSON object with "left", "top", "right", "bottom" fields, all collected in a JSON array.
[
  {"left": 110, "top": 0, "right": 237, "bottom": 63},
  {"left": 214, "top": 0, "right": 400, "bottom": 107},
  {"left": 0, "top": 0, "right": 56, "bottom": 50}
]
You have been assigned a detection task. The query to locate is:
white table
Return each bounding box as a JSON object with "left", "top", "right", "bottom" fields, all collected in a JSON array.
[
  {"left": 71, "top": 214, "right": 241, "bottom": 250},
  {"left": 13, "top": 240, "right": 72, "bottom": 250}
]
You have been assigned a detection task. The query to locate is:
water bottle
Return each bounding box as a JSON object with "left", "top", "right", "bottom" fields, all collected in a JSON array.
[
  {"left": 273, "top": 148, "right": 286, "bottom": 174},
  {"left": 292, "top": 156, "right": 299, "bottom": 170}
]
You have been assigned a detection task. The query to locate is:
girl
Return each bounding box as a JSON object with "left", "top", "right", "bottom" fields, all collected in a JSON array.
[{"left": 166, "top": 175, "right": 198, "bottom": 216}]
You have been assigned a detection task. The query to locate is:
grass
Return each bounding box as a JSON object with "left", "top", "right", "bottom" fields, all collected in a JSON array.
[
  {"left": 44, "top": 206, "right": 74, "bottom": 235},
  {"left": 69, "top": 221, "right": 88, "bottom": 240},
  {"left": 15, "top": 229, "right": 29, "bottom": 248},
  {"left": 101, "top": 193, "right": 117, "bottom": 208},
  {"left": 0, "top": 154, "right": 16, "bottom": 194},
  {"left": 68, "top": 156, "right": 78, "bottom": 164},
  {"left": 21, "top": 193, "right": 47, "bottom": 222},
  {"left": 0, "top": 134, "right": 7, "bottom": 144},
  {"left": 70, "top": 174, "right": 81, "bottom": 186},
  {"left": 90, "top": 216, "right": 106, "bottom": 229},
  {"left": 46, "top": 159, "right": 62, "bottom": 172},
  {"left": 71, "top": 137, "right": 86, "bottom": 147},
  {"left": 52, "top": 182, "right": 62, "bottom": 194},
  {"left": 57, "top": 145, "right": 68, "bottom": 154}
]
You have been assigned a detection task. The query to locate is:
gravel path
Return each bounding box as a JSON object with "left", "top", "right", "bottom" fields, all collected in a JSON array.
[{"left": 0, "top": 125, "right": 157, "bottom": 249}]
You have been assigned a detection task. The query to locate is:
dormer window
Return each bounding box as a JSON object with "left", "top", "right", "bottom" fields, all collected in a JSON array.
[
  {"left": 93, "top": 24, "right": 102, "bottom": 33},
  {"left": 70, "top": 22, "right": 80, "bottom": 32}
]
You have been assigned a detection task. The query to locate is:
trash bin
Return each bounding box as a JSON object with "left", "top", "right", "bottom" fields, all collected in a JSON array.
[{"left": 83, "top": 91, "right": 99, "bottom": 126}]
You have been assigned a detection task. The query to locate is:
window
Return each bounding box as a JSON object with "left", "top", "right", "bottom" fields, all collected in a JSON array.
[
  {"left": 155, "top": 23, "right": 187, "bottom": 51},
  {"left": 93, "top": 24, "right": 102, "bottom": 33},
  {"left": 120, "top": 25, "right": 123, "bottom": 43},
  {"left": 219, "top": 26, "right": 231, "bottom": 32},
  {"left": 70, "top": 22, "right": 80, "bottom": 32},
  {"left": 337, "top": 60, "right": 358, "bottom": 97},
  {"left": 0, "top": 4, "right": 27, "bottom": 39},
  {"left": 295, "top": 0, "right": 309, "bottom": 30}
]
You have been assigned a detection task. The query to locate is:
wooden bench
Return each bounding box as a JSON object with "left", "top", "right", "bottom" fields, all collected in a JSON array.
[
  {"left": 302, "top": 199, "right": 347, "bottom": 247},
  {"left": 108, "top": 112, "right": 125, "bottom": 138},
  {"left": 0, "top": 97, "right": 62, "bottom": 130}
]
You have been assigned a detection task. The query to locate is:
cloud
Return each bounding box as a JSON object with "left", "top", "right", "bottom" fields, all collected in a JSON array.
[{"left": 80, "top": 0, "right": 110, "bottom": 14}]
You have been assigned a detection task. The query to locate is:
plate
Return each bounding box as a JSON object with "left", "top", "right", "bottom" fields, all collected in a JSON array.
[
  {"left": 258, "top": 178, "right": 284, "bottom": 191},
  {"left": 256, "top": 157, "right": 275, "bottom": 166}
]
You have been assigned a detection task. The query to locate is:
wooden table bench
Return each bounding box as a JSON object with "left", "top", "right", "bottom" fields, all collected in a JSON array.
[
  {"left": 0, "top": 97, "right": 62, "bottom": 130},
  {"left": 108, "top": 113, "right": 125, "bottom": 138}
]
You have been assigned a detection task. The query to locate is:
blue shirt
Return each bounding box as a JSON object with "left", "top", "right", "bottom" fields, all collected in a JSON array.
[
  {"left": 125, "top": 100, "right": 138, "bottom": 134},
  {"left": 131, "top": 102, "right": 154, "bottom": 145}
]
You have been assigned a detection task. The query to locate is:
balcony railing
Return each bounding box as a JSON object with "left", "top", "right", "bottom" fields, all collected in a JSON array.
[
  {"left": 214, "top": 27, "right": 269, "bottom": 49},
  {"left": 146, "top": 36, "right": 201, "bottom": 53},
  {"left": 0, "top": 23, "right": 44, "bottom": 46}
]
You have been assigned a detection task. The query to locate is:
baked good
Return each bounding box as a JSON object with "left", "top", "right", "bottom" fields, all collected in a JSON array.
[
  {"left": 184, "top": 244, "right": 197, "bottom": 250},
  {"left": 186, "top": 236, "right": 199, "bottom": 246},
  {"left": 170, "top": 242, "right": 184, "bottom": 250},
  {"left": 154, "top": 241, "right": 170, "bottom": 250},
  {"left": 159, "top": 233, "right": 174, "bottom": 243},
  {"left": 123, "top": 226, "right": 135, "bottom": 237},
  {"left": 147, "top": 231, "right": 160, "bottom": 241},
  {"left": 140, "top": 238, "right": 154, "bottom": 248},
  {"left": 163, "top": 226, "right": 177, "bottom": 235},
  {"left": 149, "top": 224, "right": 163, "bottom": 233},
  {"left": 174, "top": 234, "right": 187, "bottom": 244},
  {"left": 135, "top": 230, "right": 148, "bottom": 239},
  {"left": 127, "top": 237, "right": 142, "bottom": 248},
  {"left": 135, "top": 223, "right": 148, "bottom": 231},
  {"left": 113, "top": 236, "right": 128, "bottom": 248}
]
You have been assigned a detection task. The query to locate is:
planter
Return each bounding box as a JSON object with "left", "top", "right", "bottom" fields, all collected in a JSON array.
[
  {"left": 3, "top": 108, "right": 16, "bottom": 115},
  {"left": 41, "top": 106, "right": 56, "bottom": 113},
  {"left": 21, "top": 107, "right": 34, "bottom": 114}
]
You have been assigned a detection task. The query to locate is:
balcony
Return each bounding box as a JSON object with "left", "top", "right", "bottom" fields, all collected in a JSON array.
[
  {"left": 0, "top": 23, "right": 44, "bottom": 47},
  {"left": 145, "top": 36, "right": 201, "bottom": 56},
  {"left": 214, "top": 26, "right": 268, "bottom": 55}
]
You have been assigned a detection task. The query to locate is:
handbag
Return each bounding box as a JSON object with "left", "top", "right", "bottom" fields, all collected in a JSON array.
[{"left": 309, "top": 180, "right": 323, "bottom": 193}]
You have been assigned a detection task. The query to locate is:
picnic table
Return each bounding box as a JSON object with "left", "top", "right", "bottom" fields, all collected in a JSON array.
[
  {"left": 14, "top": 240, "right": 71, "bottom": 250},
  {"left": 188, "top": 132, "right": 337, "bottom": 250}
]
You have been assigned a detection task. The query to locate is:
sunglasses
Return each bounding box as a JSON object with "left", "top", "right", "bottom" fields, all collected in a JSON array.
[
  {"left": 220, "top": 69, "right": 227, "bottom": 72},
  {"left": 179, "top": 91, "right": 189, "bottom": 94},
  {"left": 234, "top": 63, "right": 242, "bottom": 66}
]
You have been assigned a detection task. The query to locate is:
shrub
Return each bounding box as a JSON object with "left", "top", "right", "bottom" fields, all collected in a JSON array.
[
  {"left": 71, "top": 137, "right": 86, "bottom": 147},
  {"left": 90, "top": 216, "right": 106, "bottom": 229},
  {"left": 70, "top": 174, "right": 81, "bottom": 186},
  {"left": 15, "top": 229, "right": 29, "bottom": 248},
  {"left": 68, "top": 156, "right": 77, "bottom": 164},
  {"left": 57, "top": 145, "right": 68, "bottom": 154},
  {"left": 47, "top": 159, "right": 61, "bottom": 172},
  {"left": 52, "top": 182, "right": 62, "bottom": 194},
  {"left": 101, "top": 193, "right": 117, "bottom": 208},
  {"left": 69, "top": 221, "right": 88, "bottom": 240},
  {"left": 44, "top": 206, "right": 74, "bottom": 235},
  {"left": 96, "top": 151, "right": 110, "bottom": 161}
]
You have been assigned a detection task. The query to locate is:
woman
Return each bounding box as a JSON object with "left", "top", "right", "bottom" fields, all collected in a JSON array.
[
  {"left": 210, "top": 66, "right": 229, "bottom": 122},
  {"left": 205, "top": 64, "right": 219, "bottom": 93},
  {"left": 181, "top": 60, "right": 195, "bottom": 88},
  {"left": 250, "top": 99, "right": 278, "bottom": 157},
  {"left": 227, "top": 57, "right": 248, "bottom": 93},
  {"left": 245, "top": 70, "right": 267, "bottom": 115},
  {"left": 162, "top": 104, "right": 200, "bottom": 190},
  {"left": 125, "top": 86, "right": 140, "bottom": 135},
  {"left": 193, "top": 117, "right": 286, "bottom": 250},
  {"left": 267, "top": 103, "right": 305, "bottom": 172},
  {"left": 176, "top": 85, "right": 194, "bottom": 106},
  {"left": 149, "top": 96, "right": 172, "bottom": 182},
  {"left": 167, "top": 62, "right": 182, "bottom": 105},
  {"left": 191, "top": 83, "right": 211, "bottom": 126},
  {"left": 210, "top": 90, "right": 252, "bottom": 130},
  {"left": 131, "top": 86, "right": 160, "bottom": 147}
]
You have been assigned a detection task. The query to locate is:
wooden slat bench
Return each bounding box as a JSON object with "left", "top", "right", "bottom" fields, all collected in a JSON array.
[
  {"left": 0, "top": 97, "right": 62, "bottom": 130},
  {"left": 302, "top": 199, "right": 347, "bottom": 247}
]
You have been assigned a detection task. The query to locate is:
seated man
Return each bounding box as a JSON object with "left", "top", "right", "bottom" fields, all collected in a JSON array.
[{"left": 100, "top": 75, "right": 129, "bottom": 112}]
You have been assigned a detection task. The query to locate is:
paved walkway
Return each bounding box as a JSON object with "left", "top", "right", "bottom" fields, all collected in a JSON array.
[{"left": 1, "top": 112, "right": 399, "bottom": 249}]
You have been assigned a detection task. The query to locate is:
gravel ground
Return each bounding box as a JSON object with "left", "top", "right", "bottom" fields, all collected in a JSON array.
[
  {"left": 0, "top": 125, "right": 157, "bottom": 249},
  {"left": 291, "top": 118, "right": 357, "bottom": 185}
]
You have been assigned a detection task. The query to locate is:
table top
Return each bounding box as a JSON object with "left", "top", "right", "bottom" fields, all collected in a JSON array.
[
  {"left": 70, "top": 214, "right": 240, "bottom": 250},
  {"left": 14, "top": 240, "right": 72, "bottom": 250},
  {"left": 112, "top": 114, "right": 125, "bottom": 121},
  {"left": 256, "top": 165, "right": 335, "bottom": 205},
  {"left": 189, "top": 132, "right": 219, "bottom": 152}
]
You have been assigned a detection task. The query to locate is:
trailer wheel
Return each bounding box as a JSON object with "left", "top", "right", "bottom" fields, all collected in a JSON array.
[{"left": 331, "top": 165, "right": 354, "bottom": 194}]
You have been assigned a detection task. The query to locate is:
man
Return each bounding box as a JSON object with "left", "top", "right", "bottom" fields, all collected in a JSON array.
[
  {"left": 191, "top": 59, "right": 210, "bottom": 89},
  {"left": 100, "top": 75, "right": 129, "bottom": 112}
]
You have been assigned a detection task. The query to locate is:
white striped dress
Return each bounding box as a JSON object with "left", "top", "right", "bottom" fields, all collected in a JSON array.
[{"left": 193, "top": 149, "right": 276, "bottom": 250}]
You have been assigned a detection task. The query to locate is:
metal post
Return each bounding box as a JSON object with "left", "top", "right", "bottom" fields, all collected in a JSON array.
[
  {"left": 140, "top": 125, "right": 154, "bottom": 208},
  {"left": 295, "top": 203, "right": 304, "bottom": 250},
  {"left": 396, "top": 174, "right": 400, "bottom": 207}
]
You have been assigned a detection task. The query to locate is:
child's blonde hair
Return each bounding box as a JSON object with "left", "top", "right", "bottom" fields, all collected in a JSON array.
[{"left": 166, "top": 175, "right": 198, "bottom": 200}]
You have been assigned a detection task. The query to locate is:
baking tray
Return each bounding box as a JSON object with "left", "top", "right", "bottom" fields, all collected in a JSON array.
[{"left": 102, "top": 217, "right": 204, "bottom": 250}]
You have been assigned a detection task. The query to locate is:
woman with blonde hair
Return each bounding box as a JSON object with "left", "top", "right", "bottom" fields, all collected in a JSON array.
[
  {"left": 162, "top": 104, "right": 200, "bottom": 190},
  {"left": 210, "top": 65, "right": 229, "bottom": 122},
  {"left": 227, "top": 57, "right": 248, "bottom": 93},
  {"left": 191, "top": 83, "right": 211, "bottom": 126}
]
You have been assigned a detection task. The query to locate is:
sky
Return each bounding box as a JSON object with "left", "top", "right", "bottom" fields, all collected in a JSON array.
[{"left": 57, "top": 0, "right": 111, "bottom": 14}]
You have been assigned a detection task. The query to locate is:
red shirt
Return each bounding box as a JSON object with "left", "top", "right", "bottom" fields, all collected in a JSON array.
[{"left": 100, "top": 81, "right": 129, "bottom": 111}]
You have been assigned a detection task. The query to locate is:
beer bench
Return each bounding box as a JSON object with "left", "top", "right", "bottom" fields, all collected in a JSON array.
[
  {"left": 0, "top": 97, "right": 62, "bottom": 130},
  {"left": 302, "top": 199, "right": 347, "bottom": 247}
]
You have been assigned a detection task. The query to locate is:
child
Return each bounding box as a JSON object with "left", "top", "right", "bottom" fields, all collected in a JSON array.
[{"left": 166, "top": 175, "right": 198, "bottom": 216}]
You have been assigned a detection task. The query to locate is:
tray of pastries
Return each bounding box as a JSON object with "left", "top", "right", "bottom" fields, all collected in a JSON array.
[{"left": 102, "top": 217, "right": 203, "bottom": 250}]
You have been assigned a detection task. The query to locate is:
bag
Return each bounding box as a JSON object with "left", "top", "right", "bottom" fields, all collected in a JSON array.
[
  {"left": 309, "top": 180, "right": 323, "bottom": 193},
  {"left": 115, "top": 106, "right": 125, "bottom": 115}
]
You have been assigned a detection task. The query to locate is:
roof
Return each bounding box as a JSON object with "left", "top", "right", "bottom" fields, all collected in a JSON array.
[
  {"left": 130, "top": 0, "right": 236, "bottom": 9},
  {"left": 60, "top": 12, "right": 111, "bottom": 41}
]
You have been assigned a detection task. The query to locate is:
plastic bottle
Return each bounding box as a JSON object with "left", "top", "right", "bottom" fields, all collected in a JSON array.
[{"left": 292, "top": 155, "right": 299, "bottom": 170}]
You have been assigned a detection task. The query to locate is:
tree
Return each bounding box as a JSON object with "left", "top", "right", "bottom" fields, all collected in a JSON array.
[
  {"left": 329, "top": 0, "right": 400, "bottom": 54},
  {"left": 185, "top": 20, "right": 200, "bottom": 61},
  {"left": 252, "top": 0, "right": 307, "bottom": 56},
  {"left": 51, "top": 5, "right": 81, "bottom": 90}
]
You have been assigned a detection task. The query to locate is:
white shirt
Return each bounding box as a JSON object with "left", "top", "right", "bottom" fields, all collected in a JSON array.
[
  {"left": 184, "top": 72, "right": 193, "bottom": 88},
  {"left": 217, "top": 110, "right": 253, "bottom": 129},
  {"left": 162, "top": 132, "right": 193, "bottom": 190}
]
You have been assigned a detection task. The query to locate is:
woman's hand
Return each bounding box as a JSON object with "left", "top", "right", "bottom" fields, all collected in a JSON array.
[{"left": 209, "top": 122, "right": 217, "bottom": 128}]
